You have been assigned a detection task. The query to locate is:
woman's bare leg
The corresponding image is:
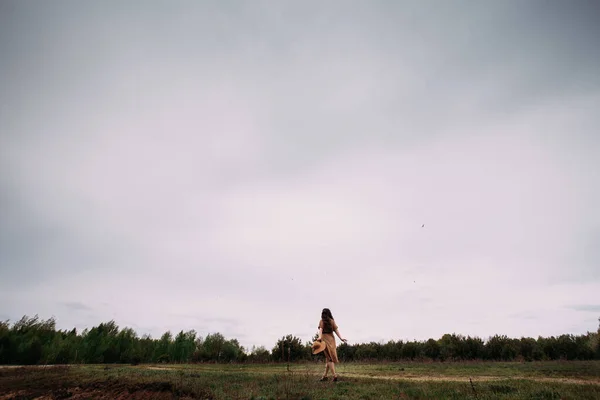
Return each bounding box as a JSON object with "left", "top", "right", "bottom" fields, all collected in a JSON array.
[
  {"left": 322, "top": 361, "right": 329, "bottom": 378},
  {"left": 329, "top": 362, "right": 337, "bottom": 378}
]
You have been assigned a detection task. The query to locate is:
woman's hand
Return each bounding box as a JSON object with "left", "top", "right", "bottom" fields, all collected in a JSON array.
[{"left": 341, "top": 338, "right": 348, "bottom": 343}]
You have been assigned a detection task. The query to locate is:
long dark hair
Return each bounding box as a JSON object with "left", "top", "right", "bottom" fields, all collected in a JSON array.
[{"left": 321, "top": 308, "right": 334, "bottom": 332}]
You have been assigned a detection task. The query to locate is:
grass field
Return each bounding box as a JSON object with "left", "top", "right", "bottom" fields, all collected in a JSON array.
[{"left": 1, "top": 361, "right": 600, "bottom": 399}]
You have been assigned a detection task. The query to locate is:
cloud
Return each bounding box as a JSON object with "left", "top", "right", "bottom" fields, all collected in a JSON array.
[
  {"left": 63, "top": 302, "right": 92, "bottom": 312},
  {"left": 1, "top": 0, "right": 599, "bottom": 349},
  {"left": 568, "top": 305, "right": 600, "bottom": 313}
]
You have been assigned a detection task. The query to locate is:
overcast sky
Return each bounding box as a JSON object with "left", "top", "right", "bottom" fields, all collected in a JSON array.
[{"left": 1, "top": 0, "right": 599, "bottom": 350}]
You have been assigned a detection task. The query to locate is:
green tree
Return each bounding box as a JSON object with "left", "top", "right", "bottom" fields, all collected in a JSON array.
[
  {"left": 464, "top": 336, "right": 485, "bottom": 359},
  {"left": 221, "top": 338, "right": 244, "bottom": 362},
  {"left": 139, "top": 334, "right": 156, "bottom": 363},
  {"left": 382, "top": 340, "right": 402, "bottom": 361},
  {"left": 202, "top": 332, "right": 226, "bottom": 362},
  {"left": 4, "top": 313, "right": 600, "bottom": 365},
  {"left": 248, "top": 346, "right": 271, "bottom": 363},
  {"left": 116, "top": 327, "right": 138, "bottom": 363},
  {"left": 486, "top": 335, "right": 515, "bottom": 360},
  {"left": 0, "top": 320, "right": 13, "bottom": 363},
  {"left": 354, "top": 343, "right": 378, "bottom": 360},
  {"left": 423, "top": 338, "right": 440, "bottom": 360},
  {"left": 401, "top": 341, "right": 419, "bottom": 360},
  {"left": 172, "top": 330, "right": 197, "bottom": 363},
  {"left": 438, "top": 334, "right": 459, "bottom": 360},
  {"left": 271, "top": 335, "right": 307, "bottom": 362},
  {"left": 80, "top": 321, "right": 120, "bottom": 363},
  {"left": 154, "top": 331, "right": 173, "bottom": 362},
  {"left": 520, "top": 337, "right": 542, "bottom": 361},
  {"left": 539, "top": 336, "right": 559, "bottom": 360}
]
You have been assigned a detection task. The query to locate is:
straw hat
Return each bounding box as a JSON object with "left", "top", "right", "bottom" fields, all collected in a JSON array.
[{"left": 311, "top": 339, "right": 326, "bottom": 354}]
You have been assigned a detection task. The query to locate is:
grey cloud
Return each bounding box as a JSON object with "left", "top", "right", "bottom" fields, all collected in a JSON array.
[
  {"left": 568, "top": 305, "right": 600, "bottom": 313},
  {"left": 201, "top": 317, "right": 241, "bottom": 327},
  {"left": 1, "top": 0, "right": 599, "bottom": 349},
  {"left": 63, "top": 302, "right": 92, "bottom": 312},
  {"left": 509, "top": 311, "right": 539, "bottom": 321}
]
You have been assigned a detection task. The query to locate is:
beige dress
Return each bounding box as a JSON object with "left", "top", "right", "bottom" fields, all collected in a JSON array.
[{"left": 318, "top": 318, "right": 339, "bottom": 363}]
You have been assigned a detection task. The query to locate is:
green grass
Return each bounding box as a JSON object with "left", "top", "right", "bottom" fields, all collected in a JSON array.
[
  {"left": 1, "top": 361, "right": 599, "bottom": 399},
  {"left": 329, "top": 360, "right": 600, "bottom": 379}
]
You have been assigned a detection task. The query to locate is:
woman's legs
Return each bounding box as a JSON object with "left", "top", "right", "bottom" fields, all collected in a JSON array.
[
  {"left": 321, "top": 360, "right": 339, "bottom": 381},
  {"left": 329, "top": 361, "right": 337, "bottom": 378},
  {"left": 322, "top": 360, "right": 330, "bottom": 378},
  {"left": 321, "top": 347, "right": 340, "bottom": 380}
]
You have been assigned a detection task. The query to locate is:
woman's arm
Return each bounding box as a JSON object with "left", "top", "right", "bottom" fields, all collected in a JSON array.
[
  {"left": 334, "top": 328, "right": 347, "bottom": 343},
  {"left": 318, "top": 327, "right": 323, "bottom": 340}
]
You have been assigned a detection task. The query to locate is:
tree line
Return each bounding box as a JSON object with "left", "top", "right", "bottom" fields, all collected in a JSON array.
[{"left": 1, "top": 315, "right": 598, "bottom": 365}]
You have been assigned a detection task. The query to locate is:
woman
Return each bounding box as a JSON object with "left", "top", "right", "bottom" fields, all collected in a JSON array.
[{"left": 317, "top": 308, "right": 347, "bottom": 382}]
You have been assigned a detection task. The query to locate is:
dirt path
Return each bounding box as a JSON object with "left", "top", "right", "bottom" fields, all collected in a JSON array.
[
  {"left": 145, "top": 366, "right": 174, "bottom": 371},
  {"left": 338, "top": 372, "right": 600, "bottom": 386},
  {"left": 140, "top": 366, "right": 600, "bottom": 386}
]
